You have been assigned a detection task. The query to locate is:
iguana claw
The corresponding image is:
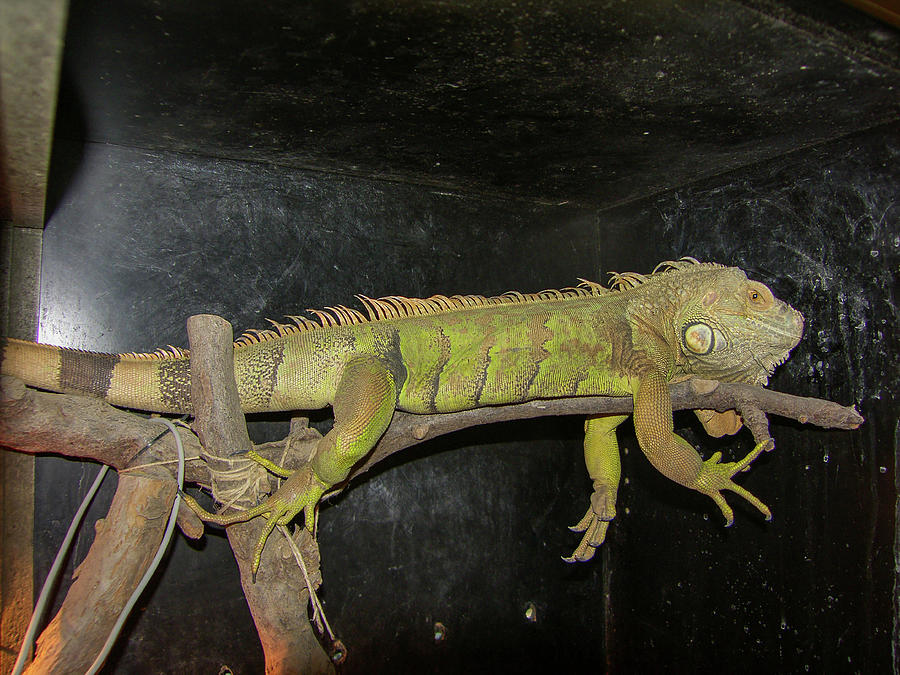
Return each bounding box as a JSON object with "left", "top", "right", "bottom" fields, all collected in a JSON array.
[
  {"left": 182, "top": 455, "right": 327, "bottom": 579},
  {"left": 563, "top": 483, "right": 617, "bottom": 563},
  {"left": 563, "top": 511, "right": 609, "bottom": 563},
  {"left": 694, "top": 441, "right": 772, "bottom": 526}
]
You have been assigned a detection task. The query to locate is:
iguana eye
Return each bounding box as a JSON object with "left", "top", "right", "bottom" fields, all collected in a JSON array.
[
  {"left": 747, "top": 284, "right": 773, "bottom": 308},
  {"left": 683, "top": 322, "right": 715, "bottom": 355}
]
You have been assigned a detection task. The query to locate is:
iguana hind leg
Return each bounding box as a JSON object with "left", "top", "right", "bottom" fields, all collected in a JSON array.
[
  {"left": 185, "top": 354, "right": 397, "bottom": 577},
  {"left": 181, "top": 455, "right": 329, "bottom": 577},
  {"left": 180, "top": 449, "right": 306, "bottom": 528},
  {"left": 564, "top": 414, "right": 627, "bottom": 563},
  {"left": 309, "top": 355, "right": 397, "bottom": 487}
]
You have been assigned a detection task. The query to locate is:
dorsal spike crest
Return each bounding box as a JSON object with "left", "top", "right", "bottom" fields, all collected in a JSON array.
[
  {"left": 371, "top": 298, "right": 391, "bottom": 320},
  {"left": 307, "top": 309, "right": 334, "bottom": 327},
  {"left": 228, "top": 259, "right": 718, "bottom": 349},
  {"left": 266, "top": 318, "right": 294, "bottom": 337},
  {"left": 652, "top": 256, "right": 706, "bottom": 274},
  {"left": 325, "top": 306, "right": 350, "bottom": 324},
  {"left": 452, "top": 295, "right": 471, "bottom": 307},
  {"left": 343, "top": 305, "right": 367, "bottom": 323},
  {"left": 576, "top": 278, "right": 606, "bottom": 295}
]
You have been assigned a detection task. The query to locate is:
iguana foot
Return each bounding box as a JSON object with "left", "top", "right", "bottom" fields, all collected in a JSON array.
[
  {"left": 563, "top": 483, "right": 617, "bottom": 563},
  {"left": 694, "top": 440, "right": 772, "bottom": 526},
  {"left": 182, "top": 459, "right": 328, "bottom": 579},
  {"left": 244, "top": 465, "right": 327, "bottom": 578}
]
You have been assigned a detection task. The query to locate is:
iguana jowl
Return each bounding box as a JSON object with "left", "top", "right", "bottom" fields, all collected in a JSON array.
[{"left": 1, "top": 259, "right": 804, "bottom": 572}]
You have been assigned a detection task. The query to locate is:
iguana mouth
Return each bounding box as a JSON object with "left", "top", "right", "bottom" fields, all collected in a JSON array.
[{"left": 763, "top": 322, "right": 804, "bottom": 343}]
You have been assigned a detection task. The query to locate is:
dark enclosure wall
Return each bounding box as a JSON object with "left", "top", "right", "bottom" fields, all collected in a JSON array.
[
  {"left": 28, "top": 0, "right": 898, "bottom": 673},
  {"left": 600, "top": 125, "right": 897, "bottom": 672}
]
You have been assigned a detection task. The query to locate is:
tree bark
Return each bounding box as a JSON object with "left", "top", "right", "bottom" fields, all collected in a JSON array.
[
  {"left": 186, "top": 314, "right": 334, "bottom": 675},
  {"left": 26, "top": 471, "right": 175, "bottom": 674}
]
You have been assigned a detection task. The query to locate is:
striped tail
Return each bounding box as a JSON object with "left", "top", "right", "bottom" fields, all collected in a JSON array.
[{"left": 0, "top": 338, "right": 192, "bottom": 413}]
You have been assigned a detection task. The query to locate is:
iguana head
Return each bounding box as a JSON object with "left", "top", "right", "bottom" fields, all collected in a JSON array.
[{"left": 668, "top": 265, "right": 804, "bottom": 386}]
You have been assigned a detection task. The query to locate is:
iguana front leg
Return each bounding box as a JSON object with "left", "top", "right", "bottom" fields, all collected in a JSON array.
[
  {"left": 564, "top": 414, "right": 627, "bottom": 563},
  {"left": 184, "top": 355, "right": 397, "bottom": 577},
  {"left": 631, "top": 371, "right": 771, "bottom": 525}
]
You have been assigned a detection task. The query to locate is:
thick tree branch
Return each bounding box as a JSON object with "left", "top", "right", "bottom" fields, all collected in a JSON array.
[
  {"left": 1, "top": 375, "right": 862, "bottom": 489},
  {"left": 186, "top": 315, "right": 334, "bottom": 675},
  {"left": 0, "top": 376, "right": 205, "bottom": 478},
  {"left": 26, "top": 471, "right": 175, "bottom": 674},
  {"left": 347, "top": 378, "right": 863, "bottom": 480},
  {"left": 0, "top": 375, "right": 208, "bottom": 538}
]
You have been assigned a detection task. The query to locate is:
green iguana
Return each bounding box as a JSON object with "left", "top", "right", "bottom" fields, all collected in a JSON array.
[{"left": 1, "top": 259, "right": 804, "bottom": 573}]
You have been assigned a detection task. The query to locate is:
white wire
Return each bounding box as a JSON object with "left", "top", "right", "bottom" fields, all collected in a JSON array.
[
  {"left": 11, "top": 417, "right": 186, "bottom": 675},
  {"left": 85, "top": 416, "right": 185, "bottom": 675},
  {"left": 11, "top": 464, "right": 110, "bottom": 675}
]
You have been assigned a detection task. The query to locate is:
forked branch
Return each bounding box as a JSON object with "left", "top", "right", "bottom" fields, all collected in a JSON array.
[{"left": 0, "top": 366, "right": 862, "bottom": 673}]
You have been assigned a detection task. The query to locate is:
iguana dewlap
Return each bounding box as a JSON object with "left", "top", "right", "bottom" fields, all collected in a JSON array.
[{"left": 1, "top": 259, "right": 804, "bottom": 571}]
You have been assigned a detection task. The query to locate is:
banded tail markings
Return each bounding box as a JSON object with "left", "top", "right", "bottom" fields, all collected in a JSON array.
[
  {"left": 59, "top": 348, "right": 120, "bottom": 398},
  {"left": 1, "top": 337, "right": 192, "bottom": 413},
  {"left": 1, "top": 338, "right": 71, "bottom": 394},
  {"left": 1, "top": 338, "right": 120, "bottom": 399}
]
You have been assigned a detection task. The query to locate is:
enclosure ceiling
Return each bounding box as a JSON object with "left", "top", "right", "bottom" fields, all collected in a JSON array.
[{"left": 48, "top": 0, "right": 900, "bottom": 209}]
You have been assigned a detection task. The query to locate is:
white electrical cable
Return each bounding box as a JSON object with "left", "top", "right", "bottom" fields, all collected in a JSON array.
[
  {"left": 11, "top": 417, "right": 185, "bottom": 675},
  {"left": 12, "top": 464, "right": 110, "bottom": 675},
  {"left": 85, "top": 416, "right": 185, "bottom": 675}
]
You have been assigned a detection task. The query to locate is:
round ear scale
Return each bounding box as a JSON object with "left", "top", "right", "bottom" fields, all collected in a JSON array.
[{"left": 683, "top": 322, "right": 714, "bottom": 355}]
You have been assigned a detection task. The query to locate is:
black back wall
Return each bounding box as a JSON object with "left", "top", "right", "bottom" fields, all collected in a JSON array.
[{"left": 35, "top": 1, "right": 897, "bottom": 672}]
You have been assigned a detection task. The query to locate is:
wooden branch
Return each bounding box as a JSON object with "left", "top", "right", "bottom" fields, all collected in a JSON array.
[
  {"left": 348, "top": 378, "right": 863, "bottom": 480},
  {"left": 186, "top": 315, "right": 334, "bottom": 675},
  {"left": 0, "top": 363, "right": 862, "bottom": 673},
  {"left": 0, "top": 376, "right": 189, "bottom": 673},
  {"left": 0, "top": 376, "right": 205, "bottom": 478},
  {"left": 1, "top": 375, "right": 861, "bottom": 487},
  {"left": 26, "top": 470, "right": 175, "bottom": 674},
  {"left": 0, "top": 375, "right": 207, "bottom": 537}
]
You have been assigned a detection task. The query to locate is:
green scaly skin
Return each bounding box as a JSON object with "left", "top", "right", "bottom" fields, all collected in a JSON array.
[{"left": 0, "top": 260, "right": 805, "bottom": 574}]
